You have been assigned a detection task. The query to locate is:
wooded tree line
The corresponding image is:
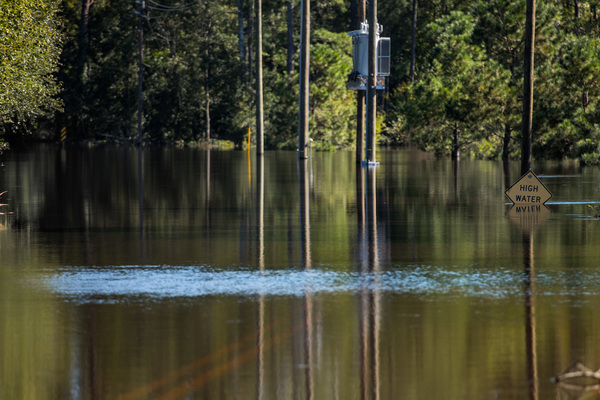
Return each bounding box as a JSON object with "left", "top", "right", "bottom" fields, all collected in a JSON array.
[{"left": 1, "top": 0, "right": 600, "bottom": 162}]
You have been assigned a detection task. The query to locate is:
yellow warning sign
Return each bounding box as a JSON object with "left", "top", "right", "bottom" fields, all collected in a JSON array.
[{"left": 505, "top": 170, "right": 552, "bottom": 205}]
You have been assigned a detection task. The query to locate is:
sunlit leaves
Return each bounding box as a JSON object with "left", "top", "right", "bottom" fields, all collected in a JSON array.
[{"left": 0, "top": 0, "right": 62, "bottom": 131}]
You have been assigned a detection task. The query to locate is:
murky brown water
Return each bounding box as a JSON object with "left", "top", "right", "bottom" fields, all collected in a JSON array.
[{"left": 1, "top": 145, "right": 600, "bottom": 399}]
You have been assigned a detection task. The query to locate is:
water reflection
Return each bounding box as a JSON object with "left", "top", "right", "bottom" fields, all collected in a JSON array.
[
  {"left": 523, "top": 229, "right": 538, "bottom": 400},
  {"left": 298, "top": 158, "right": 313, "bottom": 399},
  {"left": 5, "top": 147, "right": 600, "bottom": 398},
  {"left": 257, "top": 154, "right": 265, "bottom": 400},
  {"left": 138, "top": 147, "right": 145, "bottom": 263},
  {"left": 359, "top": 166, "right": 380, "bottom": 400}
]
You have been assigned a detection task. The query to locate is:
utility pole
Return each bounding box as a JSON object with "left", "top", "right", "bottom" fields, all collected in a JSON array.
[
  {"left": 136, "top": 1, "right": 145, "bottom": 145},
  {"left": 366, "top": 0, "right": 377, "bottom": 164},
  {"left": 522, "top": 0, "right": 536, "bottom": 175},
  {"left": 298, "top": 0, "right": 310, "bottom": 159},
  {"left": 355, "top": 0, "right": 366, "bottom": 164},
  {"left": 256, "top": 0, "right": 264, "bottom": 155}
]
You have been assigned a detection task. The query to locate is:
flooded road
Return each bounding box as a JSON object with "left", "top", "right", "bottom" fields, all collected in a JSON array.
[{"left": 1, "top": 145, "right": 600, "bottom": 399}]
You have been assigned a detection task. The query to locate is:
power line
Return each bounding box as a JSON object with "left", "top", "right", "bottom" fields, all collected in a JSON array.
[{"left": 145, "top": 0, "right": 201, "bottom": 12}]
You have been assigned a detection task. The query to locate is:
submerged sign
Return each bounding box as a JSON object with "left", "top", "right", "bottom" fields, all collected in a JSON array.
[{"left": 505, "top": 170, "right": 552, "bottom": 205}]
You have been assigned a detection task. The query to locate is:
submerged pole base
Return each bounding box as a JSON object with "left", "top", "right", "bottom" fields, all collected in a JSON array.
[{"left": 362, "top": 160, "right": 380, "bottom": 167}]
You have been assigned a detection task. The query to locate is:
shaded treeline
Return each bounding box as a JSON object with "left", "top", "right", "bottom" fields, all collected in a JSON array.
[
  {"left": 2, "top": 0, "right": 600, "bottom": 162},
  {"left": 56, "top": 0, "right": 354, "bottom": 150}
]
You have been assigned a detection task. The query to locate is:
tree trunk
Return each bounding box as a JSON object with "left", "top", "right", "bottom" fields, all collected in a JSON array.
[
  {"left": 136, "top": 1, "right": 143, "bottom": 144},
  {"left": 247, "top": 0, "right": 253, "bottom": 78},
  {"left": 502, "top": 119, "right": 511, "bottom": 161},
  {"left": 78, "top": 0, "right": 94, "bottom": 83},
  {"left": 451, "top": 122, "right": 460, "bottom": 160},
  {"left": 410, "top": 0, "right": 418, "bottom": 82},
  {"left": 206, "top": 97, "right": 211, "bottom": 140},
  {"left": 237, "top": 0, "right": 246, "bottom": 80},
  {"left": 287, "top": 1, "right": 294, "bottom": 75},
  {"left": 205, "top": 6, "right": 211, "bottom": 141},
  {"left": 574, "top": 0, "right": 580, "bottom": 18}
]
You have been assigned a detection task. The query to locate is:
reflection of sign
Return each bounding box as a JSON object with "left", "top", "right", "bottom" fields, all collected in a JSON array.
[
  {"left": 507, "top": 204, "right": 551, "bottom": 233},
  {"left": 505, "top": 170, "right": 552, "bottom": 205}
]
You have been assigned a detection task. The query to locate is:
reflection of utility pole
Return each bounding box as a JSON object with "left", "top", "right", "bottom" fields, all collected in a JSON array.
[
  {"left": 357, "top": 167, "right": 368, "bottom": 400},
  {"left": 256, "top": 155, "right": 265, "bottom": 400},
  {"left": 523, "top": 231, "right": 538, "bottom": 400},
  {"left": 367, "top": 166, "right": 380, "bottom": 400},
  {"left": 358, "top": 167, "right": 380, "bottom": 400},
  {"left": 136, "top": 1, "right": 145, "bottom": 145},
  {"left": 298, "top": 0, "right": 310, "bottom": 159},
  {"left": 298, "top": 158, "right": 313, "bottom": 400},
  {"left": 256, "top": 296, "right": 265, "bottom": 400}
]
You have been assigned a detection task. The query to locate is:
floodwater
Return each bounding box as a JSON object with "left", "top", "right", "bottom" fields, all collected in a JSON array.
[{"left": 1, "top": 145, "right": 600, "bottom": 399}]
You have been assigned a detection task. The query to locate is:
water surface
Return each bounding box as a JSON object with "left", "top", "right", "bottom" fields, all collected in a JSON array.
[{"left": 1, "top": 145, "right": 600, "bottom": 399}]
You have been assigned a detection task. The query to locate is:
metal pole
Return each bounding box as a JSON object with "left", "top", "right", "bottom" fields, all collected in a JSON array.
[
  {"left": 298, "top": 0, "right": 310, "bottom": 159},
  {"left": 366, "top": 0, "right": 377, "bottom": 164}
]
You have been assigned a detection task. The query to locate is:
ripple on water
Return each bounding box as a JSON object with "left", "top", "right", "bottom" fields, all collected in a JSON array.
[{"left": 42, "top": 264, "right": 600, "bottom": 302}]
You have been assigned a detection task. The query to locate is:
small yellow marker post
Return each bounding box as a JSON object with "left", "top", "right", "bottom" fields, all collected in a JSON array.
[{"left": 247, "top": 127, "right": 252, "bottom": 188}]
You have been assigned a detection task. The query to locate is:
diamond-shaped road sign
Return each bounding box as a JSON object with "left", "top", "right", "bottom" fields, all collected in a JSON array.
[{"left": 505, "top": 169, "right": 553, "bottom": 205}]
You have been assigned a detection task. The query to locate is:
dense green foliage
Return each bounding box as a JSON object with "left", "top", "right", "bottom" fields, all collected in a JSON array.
[
  {"left": 0, "top": 0, "right": 62, "bottom": 140},
  {"left": 385, "top": 0, "right": 600, "bottom": 163},
  {"left": 56, "top": 0, "right": 355, "bottom": 148},
  {"left": 2, "top": 0, "right": 600, "bottom": 161}
]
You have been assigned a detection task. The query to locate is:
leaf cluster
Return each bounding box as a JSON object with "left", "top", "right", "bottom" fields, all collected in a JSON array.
[{"left": 0, "top": 0, "right": 63, "bottom": 138}]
